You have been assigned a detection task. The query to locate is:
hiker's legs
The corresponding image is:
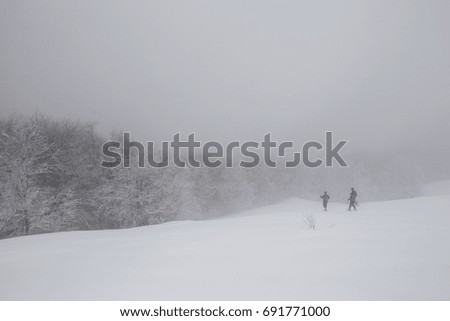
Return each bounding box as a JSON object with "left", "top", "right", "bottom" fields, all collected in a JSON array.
[{"left": 348, "top": 201, "right": 356, "bottom": 211}]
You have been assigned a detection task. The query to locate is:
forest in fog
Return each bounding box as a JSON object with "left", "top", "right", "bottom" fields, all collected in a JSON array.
[{"left": 0, "top": 113, "right": 443, "bottom": 239}]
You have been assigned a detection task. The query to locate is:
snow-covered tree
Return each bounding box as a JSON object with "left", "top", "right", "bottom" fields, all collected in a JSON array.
[{"left": 0, "top": 116, "right": 62, "bottom": 236}]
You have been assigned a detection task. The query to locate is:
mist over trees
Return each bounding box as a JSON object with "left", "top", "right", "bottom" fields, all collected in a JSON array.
[{"left": 0, "top": 113, "right": 439, "bottom": 239}]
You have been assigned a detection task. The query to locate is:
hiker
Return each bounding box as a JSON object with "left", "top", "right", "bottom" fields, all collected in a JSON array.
[
  {"left": 348, "top": 187, "right": 357, "bottom": 211},
  {"left": 320, "top": 191, "right": 330, "bottom": 211}
]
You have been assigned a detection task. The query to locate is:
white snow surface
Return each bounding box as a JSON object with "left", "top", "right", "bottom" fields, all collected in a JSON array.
[
  {"left": 0, "top": 195, "right": 449, "bottom": 300},
  {"left": 421, "top": 180, "right": 450, "bottom": 197}
]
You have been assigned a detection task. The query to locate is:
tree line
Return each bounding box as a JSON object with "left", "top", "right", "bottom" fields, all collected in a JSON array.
[
  {"left": 0, "top": 113, "right": 427, "bottom": 239},
  {"left": 0, "top": 114, "right": 285, "bottom": 239}
]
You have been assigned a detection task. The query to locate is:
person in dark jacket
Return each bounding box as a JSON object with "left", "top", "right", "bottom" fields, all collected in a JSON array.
[
  {"left": 320, "top": 191, "right": 330, "bottom": 211},
  {"left": 348, "top": 187, "right": 357, "bottom": 211}
]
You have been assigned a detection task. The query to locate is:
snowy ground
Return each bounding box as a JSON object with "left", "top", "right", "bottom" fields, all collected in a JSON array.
[
  {"left": 1, "top": 189, "right": 450, "bottom": 300},
  {"left": 421, "top": 179, "right": 450, "bottom": 197}
]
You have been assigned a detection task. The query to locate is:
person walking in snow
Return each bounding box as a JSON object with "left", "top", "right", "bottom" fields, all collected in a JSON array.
[
  {"left": 348, "top": 187, "right": 357, "bottom": 211},
  {"left": 320, "top": 191, "right": 330, "bottom": 211}
]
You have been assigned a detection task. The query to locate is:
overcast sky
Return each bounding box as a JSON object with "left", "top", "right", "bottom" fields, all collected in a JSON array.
[{"left": 1, "top": 0, "right": 449, "bottom": 154}]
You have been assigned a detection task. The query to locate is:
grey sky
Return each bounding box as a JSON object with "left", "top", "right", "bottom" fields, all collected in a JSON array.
[{"left": 1, "top": 0, "right": 449, "bottom": 153}]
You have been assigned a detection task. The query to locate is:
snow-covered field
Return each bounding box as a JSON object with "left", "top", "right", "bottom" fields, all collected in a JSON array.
[
  {"left": 1, "top": 190, "right": 450, "bottom": 300},
  {"left": 421, "top": 179, "right": 450, "bottom": 197}
]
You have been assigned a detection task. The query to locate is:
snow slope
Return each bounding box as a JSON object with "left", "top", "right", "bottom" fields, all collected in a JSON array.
[
  {"left": 421, "top": 179, "right": 450, "bottom": 197},
  {"left": 0, "top": 196, "right": 449, "bottom": 300}
]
